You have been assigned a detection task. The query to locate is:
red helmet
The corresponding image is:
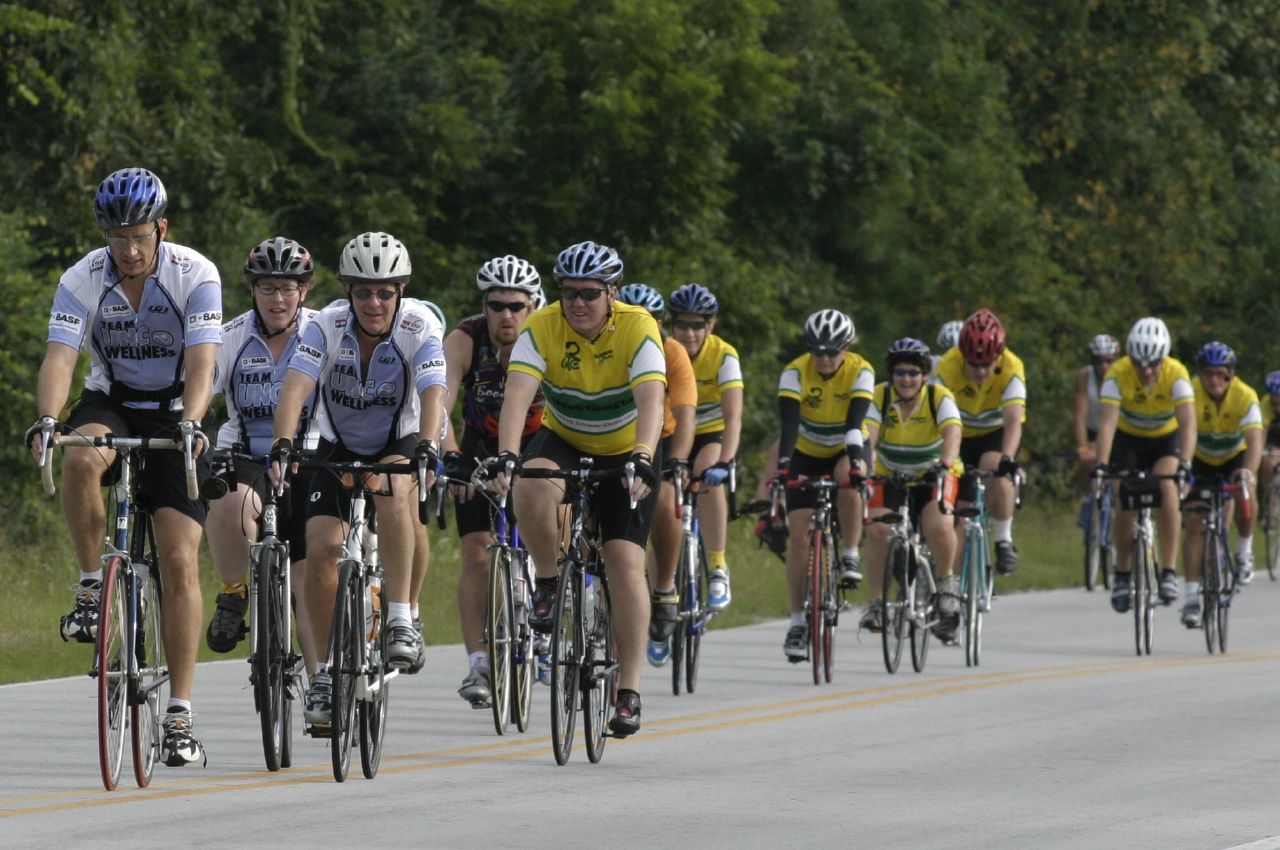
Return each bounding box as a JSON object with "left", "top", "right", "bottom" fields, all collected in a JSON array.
[{"left": 959, "top": 308, "right": 1006, "bottom": 366}]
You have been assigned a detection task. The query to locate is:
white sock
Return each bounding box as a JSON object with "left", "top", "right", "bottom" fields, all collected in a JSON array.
[
  {"left": 1185, "top": 580, "right": 1200, "bottom": 601},
  {"left": 166, "top": 698, "right": 192, "bottom": 714},
  {"left": 388, "top": 602, "right": 412, "bottom": 626},
  {"left": 80, "top": 570, "right": 103, "bottom": 584},
  {"left": 1236, "top": 535, "right": 1253, "bottom": 559},
  {"left": 410, "top": 604, "right": 420, "bottom": 619},
  {"left": 790, "top": 612, "right": 806, "bottom": 627},
  {"left": 843, "top": 547, "right": 859, "bottom": 562},
  {"left": 992, "top": 518, "right": 1013, "bottom": 544},
  {"left": 468, "top": 651, "right": 488, "bottom": 670}
]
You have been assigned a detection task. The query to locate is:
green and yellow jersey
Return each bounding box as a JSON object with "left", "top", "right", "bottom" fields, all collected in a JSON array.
[
  {"left": 932, "top": 346, "right": 1027, "bottom": 438},
  {"left": 778, "top": 351, "right": 875, "bottom": 458},
  {"left": 1100, "top": 356, "right": 1194, "bottom": 439},
  {"left": 1192, "top": 375, "right": 1262, "bottom": 465},
  {"left": 866, "top": 382, "right": 964, "bottom": 476},
  {"left": 690, "top": 334, "right": 744, "bottom": 435}
]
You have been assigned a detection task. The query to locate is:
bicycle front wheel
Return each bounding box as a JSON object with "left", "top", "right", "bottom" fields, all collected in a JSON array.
[
  {"left": 1202, "top": 531, "right": 1221, "bottom": 655},
  {"left": 808, "top": 528, "right": 825, "bottom": 686},
  {"left": 96, "top": 556, "right": 128, "bottom": 791},
  {"left": 131, "top": 563, "right": 166, "bottom": 787},
  {"left": 1267, "top": 484, "right": 1280, "bottom": 580},
  {"left": 909, "top": 552, "right": 931, "bottom": 674},
  {"left": 584, "top": 577, "right": 615, "bottom": 764},
  {"left": 549, "top": 565, "right": 580, "bottom": 765},
  {"left": 253, "top": 544, "right": 290, "bottom": 771},
  {"left": 671, "top": 541, "right": 689, "bottom": 696},
  {"left": 881, "top": 538, "right": 907, "bottom": 674},
  {"left": 822, "top": 534, "right": 837, "bottom": 684},
  {"left": 329, "top": 562, "right": 360, "bottom": 782},
  {"left": 487, "top": 547, "right": 514, "bottom": 734},
  {"left": 962, "top": 529, "right": 981, "bottom": 668},
  {"left": 685, "top": 535, "right": 708, "bottom": 694},
  {"left": 358, "top": 602, "right": 387, "bottom": 780},
  {"left": 512, "top": 551, "right": 535, "bottom": 733},
  {"left": 1217, "top": 538, "right": 1234, "bottom": 652},
  {"left": 1084, "top": 498, "right": 1101, "bottom": 591},
  {"left": 1133, "top": 542, "right": 1155, "bottom": 656}
]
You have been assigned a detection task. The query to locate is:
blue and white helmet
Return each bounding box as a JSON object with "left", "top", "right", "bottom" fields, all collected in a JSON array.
[
  {"left": 936, "top": 320, "right": 963, "bottom": 351},
  {"left": 1196, "top": 341, "right": 1237, "bottom": 370},
  {"left": 1265, "top": 370, "right": 1280, "bottom": 397},
  {"left": 616, "top": 283, "right": 665, "bottom": 318},
  {"left": 552, "top": 240, "right": 624, "bottom": 284},
  {"left": 669, "top": 283, "right": 719, "bottom": 316},
  {"left": 93, "top": 167, "right": 167, "bottom": 230}
]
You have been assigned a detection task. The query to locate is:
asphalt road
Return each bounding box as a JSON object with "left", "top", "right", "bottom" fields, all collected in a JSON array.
[{"left": 3, "top": 580, "right": 1280, "bottom": 850}]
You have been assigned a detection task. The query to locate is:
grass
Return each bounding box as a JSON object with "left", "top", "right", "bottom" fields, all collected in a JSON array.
[{"left": 3, "top": 497, "right": 1255, "bottom": 685}]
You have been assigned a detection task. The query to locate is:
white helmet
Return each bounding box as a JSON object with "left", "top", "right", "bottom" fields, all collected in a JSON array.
[
  {"left": 476, "top": 255, "right": 541, "bottom": 294},
  {"left": 339, "top": 231, "right": 411, "bottom": 283},
  {"left": 1126, "top": 317, "right": 1171, "bottom": 367},
  {"left": 936, "top": 320, "right": 963, "bottom": 351},
  {"left": 803, "top": 309, "right": 855, "bottom": 351},
  {"left": 531, "top": 285, "right": 547, "bottom": 311}
]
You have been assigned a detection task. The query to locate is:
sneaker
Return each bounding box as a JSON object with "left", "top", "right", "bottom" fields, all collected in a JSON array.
[
  {"left": 1111, "top": 572, "right": 1132, "bottom": 613},
  {"left": 529, "top": 579, "right": 558, "bottom": 634},
  {"left": 161, "top": 711, "right": 206, "bottom": 767},
  {"left": 387, "top": 622, "right": 424, "bottom": 669},
  {"left": 458, "top": 667, "right": 491, "bottom": 708},
  {"left": 608, "top": 690, "right": 641, "bottom": 737},
  {"left": 995, "top": 541, "right": 1019, "bottom": 575},
  {"left": 1181, "top": 600, "right": 1202, "bottom": 629},
  {"left": 839, "top": 553, "right": 863, "bottom": 588},
  {"left": 534, "top": 635, "right": 551, "bottom": 686},
  {"left": 649, "top": 591, "right": 678, "bottom": 642},
  {"left": 1236, "top": 553, "right": 1256, "bottom": 586},
  {"left": 60, "top": 580, "right": 101, "bottom": 643},
  {"left": 783, "top": 624, "right": 808, "bottom": 662},
  {"left": 407, "top": 615, "right": 427, "bottom": 674},
  {"left": 1158, "top": 570, "right": 1179, "bottom": 604},
  {"left": 937, "top": 575, "right": 960, "bottom": 615},
  {"left": 859, "top": 600, "right": 884, "bottom": 633},
  {"left": 646, "top": 637, "right": 671, "bottom": 667},
  {"left": 932, "top": 612, "right": 960, "bottom": 645},
  {"left": 304, "top": 671, "right": 332, "bottom": 727},
  {"left": 205, "top": 589, "right": 249, "bottom": 653},
  {"left": 708, "top": 569, "right": 731, "bottom": 611}
]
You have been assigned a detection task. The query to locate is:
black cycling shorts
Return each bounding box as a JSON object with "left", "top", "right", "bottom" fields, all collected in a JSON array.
[
  {"left": 306, "top": 435, "right": 420, "bottom": 521},
  {"left": 784, "top": 450, "right": 840, "bottom": 513},
  {"left": 1111, "top": 430, "right": 1180, "bottom": 475},
  {"left": 216, "top": 459, "right": 311, "bottom": 561}
]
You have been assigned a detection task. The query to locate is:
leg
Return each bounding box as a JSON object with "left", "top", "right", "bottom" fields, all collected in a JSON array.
[
  {"left": 784, "top": 508, "right": 815, "bottom": 615},
  {"left": 834, "top": 455, "right": 864, "bottom": 584},
  {"left": 983, "top": 450, "right": 1019, "bottom": 574},
  {"left": 58, "top": 430, "right": 116, "bottom": 641},
  {"left": 692, "top": 441, "right": 732, "bottom": 608},
  {"left": 204, "top": 483, "right": 260, "bottom": 652},
  {"left": 304, "top": 515, "right": 345, "bottom": 669},
  {"left": 457, "top": 531, "right": 493, "bottom": 656},
  {"left": 601, "top": 539, "right": 650, "bottom": 693},
  {"left": 151, "top": 508, "right": 205, "bottom": 703},
  {"left": 1153, "top": 455, "right": 1182, "bottom": 601}
]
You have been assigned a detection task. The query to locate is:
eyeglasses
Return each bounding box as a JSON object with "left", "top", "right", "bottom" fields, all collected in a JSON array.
[
  {"left": 811, "top": 348, "right": 842, "bottom": 358},
  {"left": 351, "top": 287, "right": 400, "bottom": 302},
  {"left": 104, "top": 226, "right": 159, "bottom": 250},
  {"left": 673, "top": 319, "right": 708, "bottom": 332},
  {"left": 486, "top": 299, "right": 529, "bottom": 314},
  {"left": 253, "top": 282, "right": 302, "bottom": 298},
  {"left": 893, "top": 367, "right": 924, "bottom": 378},
  {"left": 560, "top": 287, "right": 608, "bottom": 303}
]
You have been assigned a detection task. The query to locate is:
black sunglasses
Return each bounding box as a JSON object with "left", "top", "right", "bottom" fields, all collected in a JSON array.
[
  {"left": 673, "top": 319, "right": 708, "bottom": 331},
  {"left": 351, "top": 287, "right": 400, "bottom": 302},
  {"left": 560, "top": 287, "right": 608, "bottom": 303},
  {"left": 486, "top": 299, "right": 529, "bottom": 314}
]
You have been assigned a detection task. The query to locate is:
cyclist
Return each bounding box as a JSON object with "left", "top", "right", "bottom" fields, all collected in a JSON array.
[
  {"left": 484, "top": 240, "right": 666, "bottom": 737},
  {"left": 204, "top": 238, "right": 320, "bottom": 677},
  {"left": 933, "top": 308, "right": 1025, "bottom": 575},
  {"left": 440, "top": 255, "right": 544, "bottom": 707},
  {"left": 1094, "top": 317, "right": 1196, "bottom": 613},
  {"left": 1180, "top": 342, "right": 1262, "bottom": 626},
  {"left": 669, "top": 282, "right": 743, "bottom": 611},
  {"left": 26, "top": 167, "right": 221, "bottom": 766},
  {"left": 931, "top": 320, "right": 963, "bottom": 377},
  {"left": 1257, "top": 370, "right": 1280, "bottom": 524},
  {"left": 271, "top": 231, "right": 446, "bottom": 732},
  {"left": 776, "top": 309, "right": 873, "bottom": 660},
  {"left": 860, "top": 339, "right": 963, "bottom": 640},
  {"left": 614, "top": 284, "right": 696, "bottom": 668},
  {"left": 1073, "top": 334, "right": 1121, "bottom": 519}
]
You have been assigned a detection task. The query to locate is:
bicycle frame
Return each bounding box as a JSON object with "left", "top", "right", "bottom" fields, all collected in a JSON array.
[
  {"left": 874, "top": 473, "right": 941, "bottom": 675},
  {"left": 1187, "top": 478, "right": 1239, "bottom": 654},
  {"left": 957, "top": 470, "right": 991, "bottom": 667}
]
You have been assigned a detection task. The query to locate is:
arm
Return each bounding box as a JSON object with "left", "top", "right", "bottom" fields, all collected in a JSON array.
[
  {"left": 1241, "top": 426, "right": 1264, "bottom": 484},
  {"left": 939, "top": 421, "right": 961, "bottom": 468},
  {"left": 497, "top": 371, "right": 540, "bottom": 456},
  {"left": 632, "top": 379, "right": 665, "bottom": 458},
  {"left": 669, "top": 403, "right": 696, "bottom": 462},
  {"left": 843, "top": 396, "right": 871, "bottom": 472},
  {"left": 35, "top": 342, "right": 80, "bottom": 421},
  {"left": 778, "top": 397, "right": 801, "bottom": 464},
  {"left": 180, "top": 342, "right": 218, "bottom": 424},
  {"left": 273, "top": 370, "right": 317, "bottom": 443},
  {"left": 719, "top": 385, "right": 743, "bottom": 462},
  {"left": 1095, "top": 402, "right": 1120, "bottom": 467},
  {"left": 1174, "top": 401, "right": 1196, "bottom": 465},
  {"left": 1072, "top": 367, "right": 1091, "bottom": 457},
  {"left": 1000, "top": 403, "right": 1024, "bottom": 460},
  {"left": 439, "top": 329, "right": 472, "bottom": 454}
]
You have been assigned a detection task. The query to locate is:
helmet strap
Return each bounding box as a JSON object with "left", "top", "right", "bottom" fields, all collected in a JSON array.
[{"left": 254, "top": 306, "right": 299, "bottom": 341}]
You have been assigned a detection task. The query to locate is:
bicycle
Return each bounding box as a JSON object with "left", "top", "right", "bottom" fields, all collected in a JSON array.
[
  {"left": 36, "top": 419, "right": 201, "bottom": 791},
  {"left": 872, "top": 472, "right": 944, "bottom": 675},
  {"left": 1082, "top": 473, "right": 1116, "bottom": 591},
  {"left": 292, "top": 452, "right": 428, "bottom": 782},
  {"left": 955, "top": 469, "right": 993, "bottom": 668},
  {"left": 1185, "top": 477, "right": 1245, "bottom": 654},
  {"left": 669, "top": 467, "right": 725, "bottom": 696},
  {"left": 517, "top": 460, "right": 631, "bottom": 765}
]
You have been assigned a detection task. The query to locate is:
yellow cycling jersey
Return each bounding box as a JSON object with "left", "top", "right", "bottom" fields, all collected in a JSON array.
[
  {"left": 689, "top": 334, "right": 744, "bottom": 435},
  {"left": 778, "top": 351, "right": 875, "bottom": 458},
  {"left": 1100, "top": 356, "right": 1194, "bottom": 438},
  {"left": 1192, "top": 375, "right": 1262, "bottom": 465},
  {"left": 508, "top": 301, "right": 666, "bottom": 455},
  {"left": 932, "top": 346, "right": 1027, "bottom": 438},
  {"left": 866, "top": 382, "right": 964, "bottom": 476}
]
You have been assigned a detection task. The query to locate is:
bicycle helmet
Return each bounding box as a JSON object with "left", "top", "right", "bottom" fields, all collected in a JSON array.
[
  {"left": 244, "top": 237, "right": 314, "bottom": 283},
  {"left": 1126, "top": 317, "right": 1171, "bottom": 367},
  {"left": 476, "top": 254, "right": 541, "bottom": 294},
  {"left": 552, "top": 240, "right": 624, "bottom": 284},
  {"left": 886, "top": 337, "right": 931, "bottom": 371},
  {"left": 616, "top": 283, "right": 665, "bottom": 319},
  {"left": 1196, "top": 341, "right": 1237, "bottom": 370},
  {"left": 338, "top": 232, "right": 411, "bottom": 284},
  {"left": 1087, "top": 333, "right": 1120, "bottom": 358},
  {"left": 803, "top": 309, "right": 855, "bottom": 351},
  {"left": 669, "top": 283, "right": 719, "bottom": 316},
  {"left": 93, "top": 167, "right": 168, "bottom": 230},
  {"left": 936, "top": 320, "right": 963, "bottom": 352},
  {"left": 959, "top": 308, "right": 1006, "bottom": 366},
  {"left": 1265, "top": 370, "right": 1280, "bottom": 397},
  {"left": 531, "top": 285, "right": 547, "bottom": 311}
]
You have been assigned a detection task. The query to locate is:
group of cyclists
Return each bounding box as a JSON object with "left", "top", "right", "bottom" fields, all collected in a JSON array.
[{"left": 25, "top": 166, "right": 1275, "bottom": 771}]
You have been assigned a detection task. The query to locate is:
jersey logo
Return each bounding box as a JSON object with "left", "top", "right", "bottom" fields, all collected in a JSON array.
[
  {"left": 594, "top": 350, "right": 614, "bottom": 364},
  {"left": 241, "top": 356, "right": 270, "bottom": 369},
  {"left": 805, "top": 387, "right": 823, "bottom": 408},
  {"left": 103, "top": 304, "right": 131, "bottom": 317},
  {"left": 147, "top": 304, "right": 169, "bottom": 314},
  {"left": 52, "top": 311, "right": 83, "bottom": 328},
  {"left": 400, "top": 318, "right": 424, "bottom": 334},
  {"left": 561, "top": 341, "right": 582, "bottom": 371},
  {"left": 378, "top": 355, "right": 397, "bottom": 364}
]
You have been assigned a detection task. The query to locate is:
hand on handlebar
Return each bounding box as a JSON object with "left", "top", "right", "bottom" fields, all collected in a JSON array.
[
  {"left": 628, "top": 452, "right": 658, "bottom": 502},
  {"left": 477, "top": 451, "right": 519, "bottom": 496}
]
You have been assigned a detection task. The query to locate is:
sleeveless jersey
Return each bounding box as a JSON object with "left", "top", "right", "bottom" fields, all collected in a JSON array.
[{"left": 456, "top": 314, "right": 543, "bottom": 441}]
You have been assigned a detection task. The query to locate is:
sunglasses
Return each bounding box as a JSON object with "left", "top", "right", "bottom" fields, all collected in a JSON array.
[
  {"left": 811, "top": 348, "right": 842, "bottom": 358},
  {"left": 351, "top": 287, "right": 400, "bottom": 302},
  {"left": 560, "top": 287, "right": 608, "bottom": 303},
  {"left": 674, "top": 319, "right": 708, "bottom": 332},
  {"left": 486, "top": 299, "right": 529, "bottom": 314},
  {"left": 893, "top": 367, "right": 924, "bottom": 378}
]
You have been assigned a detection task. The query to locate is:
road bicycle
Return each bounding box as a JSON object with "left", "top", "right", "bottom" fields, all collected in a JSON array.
[
  {"left": 669, "top": 468, "right": 725, "bottom": 695},
  {"left": 518, "top": 461, "right": 630, "bottom": 765},
  {"left": 37, "top": 419, "right": 201, "bottom": 791},
  {"left": 873, "top": 472, "right": 944, "bottom": 675},
  {"left": 1082, "top": 472, "right": 1116, "bottom": 591},
  {"left": 955, "top": 469, "right": 993, "bottom": 668},
  {"left": 1185, "top": 476, "right": 1245, "bottom": 654}
]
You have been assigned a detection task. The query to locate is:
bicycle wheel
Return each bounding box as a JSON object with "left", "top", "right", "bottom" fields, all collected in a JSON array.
[
  {"left": 821, "top": 536, "right": 837, "bottom": 684},
  {"left": 963, "top": 529, "right": 980, "bottom": 668},
  {"left": 584, "top": 577, "right": 615, "bottom": 764},
  {"left": 329, "top": 562, "right": 360, "bottom": 782},
  {"left": 487, "top": 547, "right": 514, "bottom": 734},
  {"left": 96, "top": 556, "right": 127, "bottom": 791},
  {"left": 909, "top": 552, "right": 931, "bottom": 673},
  {"left": 1202, "top": 531, "right": 1220, "bottom": 655},
  {"left": 686, "top": 537, "right": 708, "bottom": 694},
  {"left": 253, "top": 544, "right": 289, "bottom": 771},
  {"left": 1268, "top": 484, "right": 1280, "bottom": 580},
  {"left": 131, "top": 563, "right": 166, "bottom": 787},
  {"left": 671, "top": 541, "right": 689, "bottom": 696},
  {"left": 549, "top": 565, "right": 580, "bottom": 765},
  {"left": 1084, "top": 497, "right": 1101, "bottom": 591},
  {"left": 358, "top": 600, "right": 387, "bottom": 780},
  {"left": 511, "top": 551, "right": 535, "bottom": 733},
  {"left": 1217, "top": 537, "right": 1234, "bottom": 652},
  {"left": 808, "top": 527, "right": 824, "bottom": 686},
  {"left": 881, "top": 538, "right": 907, "bottom": 674}
]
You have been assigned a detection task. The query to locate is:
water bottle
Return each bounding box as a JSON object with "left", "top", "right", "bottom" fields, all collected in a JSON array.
[
  {"left": 583, "top": 573, "right": 597, "bottom": 632},
  {"left": 365, "top": 575, "right": 382, "bottom": 642}
]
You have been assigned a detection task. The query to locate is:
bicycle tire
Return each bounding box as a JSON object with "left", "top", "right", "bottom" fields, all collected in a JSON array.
[
  {"left": 329, "top": 561, "right": 359, "bottom": 782},
  {"left": 1084, "top": 497, "right": 1101, "bottom": 591},
  {"left": 487, "top": 547, "right": 514, "bottom": 734},
  {"left": 809, "top": 527, "right": 824, "bottom": 686},
  {"left": 584, "top": 576, "right": 614, "bottom": 764},
  {"left": 1268, "top": 482, "right": 1280, "bottom": 581},
  {"left": 96, "top": 556, "right": 127, "bottom": 791},
  {"left": 881, "top": 537, "right": 907, "bottom": 674},
  {"left": 821, "top": 533, "right": 836, "bottom": 684},
  {"left": 909, "top": 550, "right": 931, "bottom": 673},
  {"left": 253, "top": 544, "right": 289, "bottom": 771},
  {"left": 671, "top": 541, "right": 689, "bottom": 696},
  {"left": 549, "top": 564, "right": 579, "bottom": 765},
  {"left": 686, "top": 536, "right": 708, "bottom": 694},
  {"left": 358, "top": 597, "right": 387, "bottom": 780},
  {"left": 512, "top": 550, "right": 534, "bottom": 733},
  {"left": 131, "top": 561, "right": 166, "bottom": 787},
  {"left": 963, "top": 528, "right": 981, "bottom": 668},
  {"left": 1202, "top": 529, "right": 1220, "bottom": 655},
  {"left": 1217, "top": 536, "right": 1234, "bottom": 652}
]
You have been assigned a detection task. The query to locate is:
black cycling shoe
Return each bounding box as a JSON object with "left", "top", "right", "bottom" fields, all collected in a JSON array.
[
  {"left": 1111, "top": 572, "right": 1132, "bottom": 613},
  {"left": 206, "top": 590, "right": 249, "bottom": 653},
  {"left": 648, "top": 591, "right": 678, "bottom": 642},
  {"left": 608, "top": 689, "right": 641, "bottom": 737},
  {"left": 528, "top": 578, "right": 558, "bottom": 634}
]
